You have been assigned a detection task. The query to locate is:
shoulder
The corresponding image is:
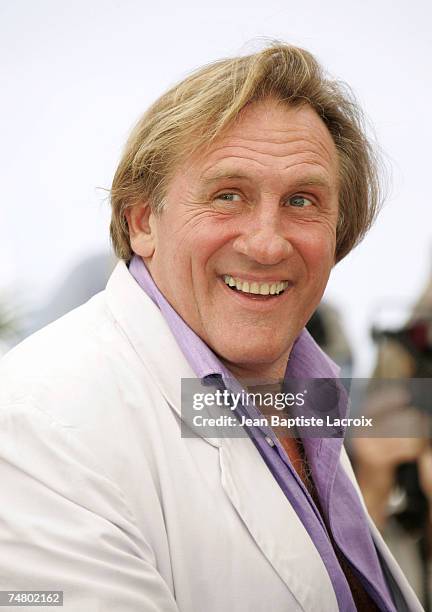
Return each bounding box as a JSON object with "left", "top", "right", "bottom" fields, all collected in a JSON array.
[
  {"left": 0, "top": 265, "right": 172, "bottom": 519},
  {"left": 0, "top": 262, "right": 168, "bottom": 470},
  {"left": 0, "top": 262, "right": 159, "bottom": 420},
  {"left": 0, "top": 287, "right": 178, "bottom": 609},
  {"left": 0, "top": 291, "right": 126, "bottom": 418}
]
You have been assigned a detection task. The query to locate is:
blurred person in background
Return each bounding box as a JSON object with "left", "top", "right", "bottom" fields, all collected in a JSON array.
[
  {"left": 352, "top": 271, "right": 432, "bottom": 609},
  {"left": 306, "top": 301, "right": 354, "bottom": 379}
]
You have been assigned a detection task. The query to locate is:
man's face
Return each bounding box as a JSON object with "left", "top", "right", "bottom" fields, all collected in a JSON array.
[{"left": 131, "top": 99, "right": 340, "bottom": 380}]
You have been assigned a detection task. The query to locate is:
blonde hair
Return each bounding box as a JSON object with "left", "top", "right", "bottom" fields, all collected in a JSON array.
[{"left": 110, "top": 42, "right": 382, "bottom": 262}]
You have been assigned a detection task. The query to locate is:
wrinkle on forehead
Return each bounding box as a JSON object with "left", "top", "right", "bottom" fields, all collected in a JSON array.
[
  {"left": 197, "top": 149, "right": 337, "bottom": 193},
  {"left": 200, "top": 139, "right": 334, "bottom": 169},
  {"left": 214, "top": 131, "right": 335, "bottom": 161},
  {"left": 233, "top": 98, "right": 335, "bottom": 145},
  {"left": 200, "top": 149, "right": 334, "bottom": 174},
  {"left": 180, "top": 100, "right": 339, "bottom": 191}
]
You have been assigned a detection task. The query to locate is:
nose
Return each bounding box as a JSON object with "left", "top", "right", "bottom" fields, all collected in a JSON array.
[{"left": 232, "top": 213, "right": 293, "bottom": 266}]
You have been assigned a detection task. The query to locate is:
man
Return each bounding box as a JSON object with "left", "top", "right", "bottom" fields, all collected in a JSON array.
[{"left": 0, "top": 44, "right": 423, "bottom": 610}]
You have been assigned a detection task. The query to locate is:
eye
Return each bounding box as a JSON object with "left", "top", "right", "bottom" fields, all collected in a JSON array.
[
  {"left": 215, "top": 192, "right": 242, "bottom": 202},
  {"left": 287, "top": 195, "right": 313, "bottom": 208}
]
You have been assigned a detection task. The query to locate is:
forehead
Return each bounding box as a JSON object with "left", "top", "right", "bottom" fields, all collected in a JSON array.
[{"left": 183, "top": 99, "right": 339, "bottom": 189}]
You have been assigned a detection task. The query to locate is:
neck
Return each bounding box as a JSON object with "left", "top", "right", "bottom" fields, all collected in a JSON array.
[{"left": 221, "top": 353, "right": 291, "bottom": 386}]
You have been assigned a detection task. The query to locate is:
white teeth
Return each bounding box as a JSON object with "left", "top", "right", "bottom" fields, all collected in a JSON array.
[{"left": 223, "top": 275, "right": 289, "bottom": 296}]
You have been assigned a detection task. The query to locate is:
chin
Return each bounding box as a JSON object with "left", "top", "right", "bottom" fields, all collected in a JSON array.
[{"left": 214, "top": 339, "right": 290, "bottom": 380}]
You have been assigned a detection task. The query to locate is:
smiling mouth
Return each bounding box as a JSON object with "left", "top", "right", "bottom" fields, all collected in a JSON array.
[{"left": 223, "top": 275, "right": 289, "bottom": 297}]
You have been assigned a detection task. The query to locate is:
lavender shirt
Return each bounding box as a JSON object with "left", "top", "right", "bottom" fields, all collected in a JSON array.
[{"left": 129, "top": 255, "right": 397, "bottom": 611}]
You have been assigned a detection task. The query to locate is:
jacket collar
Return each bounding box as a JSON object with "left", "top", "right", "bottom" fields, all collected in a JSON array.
[{"left": 106, "top": 261, "right": 222, "bottom": 447}]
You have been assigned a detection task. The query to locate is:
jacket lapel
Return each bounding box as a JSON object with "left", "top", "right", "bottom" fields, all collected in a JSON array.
[
  {"left": 218, "top": 434, "right": 338, "bottom": 611},
  {"left": 106, "top": 262, "right": 221, "bottom": 448},
  {"left": 339, "top": 448, "right": 424, "bottom": 612}
]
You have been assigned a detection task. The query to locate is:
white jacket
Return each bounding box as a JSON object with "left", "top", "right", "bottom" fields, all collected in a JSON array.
[{"left": 0, "top": 262, "right": 423, "bottom": 611}]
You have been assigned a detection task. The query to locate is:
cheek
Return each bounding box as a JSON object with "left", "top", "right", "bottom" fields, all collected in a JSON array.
[
  {"left": 296, "top": 230, "right": 336, "bottom": 277},
  {"left": 313, "top": 236, "right": 335, "bottom": 264},
  {"left": 303, "top": 222, "right": 336, "bottom": 256},
  {"left": 189, "top": 219, "right": 237, "bottom": 268},
  {"left": 157, "top": 218, "right": 231, "bottom": 290}
]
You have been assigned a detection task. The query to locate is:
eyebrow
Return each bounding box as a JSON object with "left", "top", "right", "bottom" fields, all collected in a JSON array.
[
  {"left": 290, "top": 176, "right": 332, "bottom": 192},
  {"left": 200, "top": 169, "right": 333, "bottom": 192},
  {"left": 199, "top": 170, "right": 250, "bottom": 185}
]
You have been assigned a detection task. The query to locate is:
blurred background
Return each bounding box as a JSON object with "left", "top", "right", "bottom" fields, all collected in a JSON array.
[{"left": 1, "top": 0, "right": 431, "bottom": 606}]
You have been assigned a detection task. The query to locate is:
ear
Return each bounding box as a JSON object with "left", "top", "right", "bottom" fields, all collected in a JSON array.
[{"left": 125, "top": 203, "right": 156, "bottom": 258}]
